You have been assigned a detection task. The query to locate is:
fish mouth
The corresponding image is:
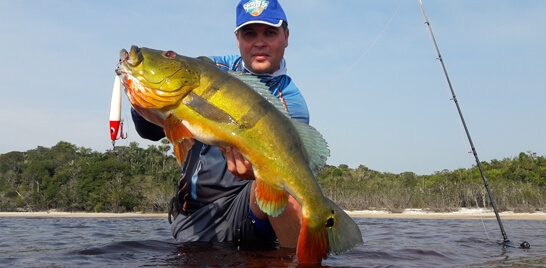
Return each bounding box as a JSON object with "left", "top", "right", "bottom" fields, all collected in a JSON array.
[
  {"left": 120, "top": 45, "right": 143, "bottom": 68},
  {"left": 116, "top": 45, "right": 188, "bottom": 110}
]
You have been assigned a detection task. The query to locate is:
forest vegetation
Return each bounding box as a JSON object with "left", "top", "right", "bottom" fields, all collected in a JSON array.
[{"left": 1, "top": 141, "right": 545, "bottom": 213}]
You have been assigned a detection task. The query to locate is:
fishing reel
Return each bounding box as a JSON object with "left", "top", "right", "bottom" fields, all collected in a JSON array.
[{"left": 500, "top": 240, "right": 530, "bottom": 249}]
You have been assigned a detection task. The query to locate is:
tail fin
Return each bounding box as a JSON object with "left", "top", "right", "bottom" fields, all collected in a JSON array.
[
  {"left": 296, "top": 199, "right": 363, "bottom": 263},
  {"left": 324, "top": 198, "right": 363, "bottom": 255}
]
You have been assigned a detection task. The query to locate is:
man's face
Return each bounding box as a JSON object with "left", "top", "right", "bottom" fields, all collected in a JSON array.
[{"left": 236, "top": 23, "right": 289, "bottom": 74}]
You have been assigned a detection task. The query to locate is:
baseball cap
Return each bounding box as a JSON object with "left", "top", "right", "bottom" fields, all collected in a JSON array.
[{"left": 234, "top": 0, "right": 287, "bottom": 32}]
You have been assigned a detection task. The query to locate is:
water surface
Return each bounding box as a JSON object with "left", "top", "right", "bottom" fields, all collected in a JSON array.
[{"left": 1, "top": 216, "right": 544, "bottom": 267}]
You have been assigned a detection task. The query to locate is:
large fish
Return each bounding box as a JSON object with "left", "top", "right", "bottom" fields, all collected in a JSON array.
[{"left": 116, "top": 45, "right": 363, "bottom": 263}]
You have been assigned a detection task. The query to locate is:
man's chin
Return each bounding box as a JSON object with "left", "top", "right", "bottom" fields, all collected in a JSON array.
[{"left": 249, "top": 63, "right": 272, "bottom": 74}]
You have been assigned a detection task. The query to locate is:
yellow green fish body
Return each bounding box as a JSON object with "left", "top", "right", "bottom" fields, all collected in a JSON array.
[{"left": 118, "top": 46, "right": 362, "bottom": 263}]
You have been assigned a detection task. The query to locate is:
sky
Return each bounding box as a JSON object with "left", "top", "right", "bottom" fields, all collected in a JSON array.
[{"left": 1, "top": 1, "right": 545, "bottom": 175}]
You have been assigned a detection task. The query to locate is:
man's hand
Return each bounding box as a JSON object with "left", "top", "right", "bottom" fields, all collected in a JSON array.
[{"left": 220, "top": 146, "right": 255, "bottom": 180}]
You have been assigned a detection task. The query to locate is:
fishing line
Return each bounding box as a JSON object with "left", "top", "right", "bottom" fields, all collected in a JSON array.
[
  {"left": 480, "top": 216, "right": 490, "bottom": 240},
  {"left": 417, "top": 0, "right": 529, "bottom": 249},
  {"left": 326, "top": 0, "right": 405, "bottom": 88}
]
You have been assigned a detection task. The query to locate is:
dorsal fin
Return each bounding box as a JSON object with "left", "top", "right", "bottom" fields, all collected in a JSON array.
[
  {"left": 292, "top": 120, "right": 330, "bottom": 176},
  {"left": 227, "top": 71, "right": 330, "bottom": 176},
  {"left": 227, "top": 71, "right": 289, "bottom": 117}
]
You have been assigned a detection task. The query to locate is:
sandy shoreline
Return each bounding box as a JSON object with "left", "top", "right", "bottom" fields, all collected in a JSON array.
[
  {"left": 0, "top": 211, "right": 167, "bottom": 218},
  {"left": 1, "top": 208, "right": 545, "bottom": 220},
  {"left": 346, "top": 208, "right": 546, "bottom": 220}
]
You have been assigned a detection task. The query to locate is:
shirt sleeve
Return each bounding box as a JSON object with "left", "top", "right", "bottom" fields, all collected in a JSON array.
[
  {"left": 207, "top": 55, "right": 242, "bottom": 71},
  {"left": 131, "top": 108, "right": 165, "bottom": 141},
  {"left": 279, "top": 78, "right": 310, "bottom": 124}
]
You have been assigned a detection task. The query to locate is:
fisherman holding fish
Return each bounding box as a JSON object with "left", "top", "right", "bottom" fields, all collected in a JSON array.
[
  {"left": 125, "top": 0, "right": 362, "bottom": 263},
  {"left": 132, "top": 0, "right": 307, "bottom": 248}
]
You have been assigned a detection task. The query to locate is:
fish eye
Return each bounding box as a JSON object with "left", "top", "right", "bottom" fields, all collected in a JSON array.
[{"left": 164, "top": 51, "right": 176, "bottom": 58}]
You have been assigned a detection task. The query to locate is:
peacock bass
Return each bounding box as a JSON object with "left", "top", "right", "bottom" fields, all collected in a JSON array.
[{"left": 116, "top": 45, "right": 363, "bottom": 263}]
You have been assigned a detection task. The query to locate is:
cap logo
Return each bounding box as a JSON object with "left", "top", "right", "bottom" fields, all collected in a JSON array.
[{"left": 243, "top": 0, "right": 269, "bottom": 17}]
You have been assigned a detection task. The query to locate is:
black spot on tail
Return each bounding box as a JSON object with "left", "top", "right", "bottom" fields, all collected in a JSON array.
[{"left": 326, "top": 210, "right": 335, "bottom": 228}]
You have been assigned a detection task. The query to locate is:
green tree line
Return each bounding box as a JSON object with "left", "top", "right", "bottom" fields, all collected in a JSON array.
[
  {"left": 1, "top": 141, "right": 545, "bottom": 213},
  {"left": 0, "top": 141, "right": 180, "bottom": 213},
  {"left": 318, "top": 152, "right": 546, "bottom": 213}
]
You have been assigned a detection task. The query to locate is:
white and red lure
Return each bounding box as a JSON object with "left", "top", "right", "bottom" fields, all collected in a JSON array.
[{"left": 109, "top": 75, "right": 127, "bottom": 146}]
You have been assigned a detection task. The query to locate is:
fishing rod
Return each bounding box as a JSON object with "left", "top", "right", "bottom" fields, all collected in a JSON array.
[{"left": 417, "top": 0, "right": 529, "bottom": 249}]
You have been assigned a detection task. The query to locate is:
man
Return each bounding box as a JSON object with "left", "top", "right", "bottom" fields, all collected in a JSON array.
[{"left": 132, "top": 0, "right": 307, "bottom": 248}]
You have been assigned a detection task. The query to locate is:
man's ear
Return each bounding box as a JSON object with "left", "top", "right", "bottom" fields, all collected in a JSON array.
[
  {"left": 235, "top": 32, "right": 241, "bottom": 48},
  {"left": 285, "top": 29, "right": 289, "bottom": 47}
]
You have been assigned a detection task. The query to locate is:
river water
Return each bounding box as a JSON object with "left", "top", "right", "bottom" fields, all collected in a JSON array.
[{"left": 1, "top": 216, "right": 544, "bottom": 267}]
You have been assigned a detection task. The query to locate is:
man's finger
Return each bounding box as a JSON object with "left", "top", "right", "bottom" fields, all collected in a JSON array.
[
  {"left": 223, "top": 147, "right": 237, "bottom": 172},
  {"left": 232, "top": 148, "right": 248, "bottom": 174}
]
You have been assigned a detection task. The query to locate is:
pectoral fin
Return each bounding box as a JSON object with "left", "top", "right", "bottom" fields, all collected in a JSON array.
[
  {"left": 164, "top": 114, "right": 194, "bottom": 164},
  {"left": 255, "top": 179, "right": 288, "bottom": 217}
]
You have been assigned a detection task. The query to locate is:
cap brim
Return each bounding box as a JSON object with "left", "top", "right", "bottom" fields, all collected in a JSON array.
[{"left": 234, "top": 20, "right": 283, "bottom": 32}]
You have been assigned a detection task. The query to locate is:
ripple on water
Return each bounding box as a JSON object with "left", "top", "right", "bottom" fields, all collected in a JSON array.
[{"left": 0, "top": 217, "right": 545, "bottom": 267}]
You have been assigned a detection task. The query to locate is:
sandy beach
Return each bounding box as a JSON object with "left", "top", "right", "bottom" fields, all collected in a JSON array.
[
  {"left": 1, "top": 208, "right": 544, "bottom": 220},
  {"left": 346, "top": 208, "right": 546, "bottom": 220},
  {"left": 0, "top": 211, "right": 166, "bottom": 218}
]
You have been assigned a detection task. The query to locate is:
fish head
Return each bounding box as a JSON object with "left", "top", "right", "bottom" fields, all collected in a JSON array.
[{"left": 118, "top": 45, "right": 200, "bottom": 110}]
